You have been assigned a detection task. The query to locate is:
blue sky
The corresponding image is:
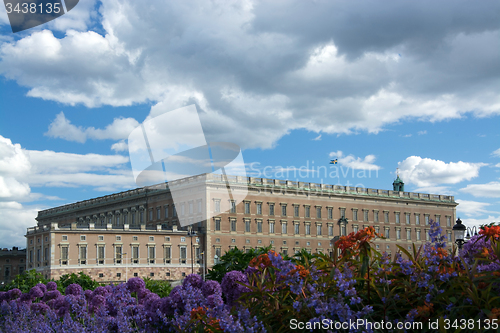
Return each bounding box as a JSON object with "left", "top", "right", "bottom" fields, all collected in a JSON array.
[{"left": 0, "top": 0, "right": 499, "bottom": 248}]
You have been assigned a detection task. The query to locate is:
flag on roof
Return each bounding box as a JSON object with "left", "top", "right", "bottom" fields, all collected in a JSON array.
[{"left": 330, "top": 159, "right": 338, "bottom": 164}]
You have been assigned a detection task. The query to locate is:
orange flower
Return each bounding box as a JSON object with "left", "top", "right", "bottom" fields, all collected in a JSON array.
[
  {"left": 249, "top": 253, "right": 274, "bottom": 268},
  {"left": 416, "top": 302, "right": 434, "bottom": 319},
  {"left": 190, "top": 306, "right": 206, "bottom": 320},
  {"left": 479, "top": 226, "right": 500, "bottom": 240},
  {"left": 290, "top": 264, "right": 310, "bottom": 278},
  {"left": 489, "top": 308, "right": 500, "bottom": 320}
]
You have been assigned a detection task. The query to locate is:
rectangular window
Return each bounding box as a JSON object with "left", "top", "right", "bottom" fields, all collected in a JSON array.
[
  {"left": 375, "top": 226, "right": 380, "bottom": 234},
  {"left": 447, "top": 216, "right": 451, "bottom": 227},
  {"left": 245, "top": 202, "right": 250, "bottom": 214},
  {"left": 425, "top": 215, "right": 430, "bottom": 225},
  {"left": 98, "top": 246, "right": 105, "bottom": 265},
  {"left": 189, "top": 202, "right": 193, "bottom": 214},
  {"left": 140, "top": 211, "right": 144, "bottom": 223},
  {"left": 447, "top": 232, "right": 452, "bottom": 242},
  {"left": 384, "top": 228, "right": 390, "bottom": 238},
  {"left": 149, "top": 210, "right": 153, "bottom": 221},
  {"left": 197, "top": 200, "right": 202, "bottom": 213},
  {"left": 123, "top": 214, "right": 127, "bottom": 224},
  {"left": 116, "top": 235, "right": 122, "bottom": 241},
  {"left": 353, "top": 210, "right": 358, "bottom": 221},
  {"left": 230, "top": 201, "right": 236, "bottom": 213},
  {"left": 257, "top": 221, "right": 263, "bottom": 233},
  {"left": 305, "top": 206, "right": 310, "bottom": 218},
  {"left": 305, "top": 224, "right": 311, "bottom": 235},
  {"left": 214, "top": 200, "right": 220, "bottom": 213},
  {"left": 328, "top": 225, "right": 333, "bottom": 236},
  {"left": 149, "top": 236, "right": 154, "bottom": 242},
  {"left": 269, "top": 222, "right": 275, "bottom": 234},
  {"left": 215, "top": 218, "right": 221, "bottom": 231},
  {"left": 316, "top": 207, "right": 321, "bottom": 218},
  {"left": 436, "top": 215, "right": 441, "bottom": 225},
  {"left": 80, "top": 235, "right": 86, "bottom": 241},
  {"left": 317, "top": 224, "right": 322, "bottom": 236},
  {"left": 79, "top": 248, "right": 87, "bottom": 264},
  {"left": 37, "top": 249, "right": 41, "bottom": 262},
  {"left": 396, "top": 229, "right": 401, "bottom": 240},
  {"left": 294, "top": 205, "right": 299, "bottom": 217},
  {"left": 384, "top": 212, "right": 389, "bottom": 223},
  {"left": 294, "top": 223, "right": 299, "bottom": 234},
  {"left": 256, "top": 203, "right": 262, "bottom": 215},
  {"left": 395, "top": 213, "right": 400, "bottom": 224},
  {"left": 157, "top": 208, "right": 161, "bottom": 220},
  {"left": 148, "top": 246, "right": 155, "bottom": 264},
  {"left": 426, "top": 230, "right": 430, "bottom": 241},
  {"left": 328, "top": 207, "right": 333, "bottom": 220},
  {"left": 374, "top": 211, "right": 379, "bottom": 222},
  {"left": 180, "top": 246, "right": 187, "bottom": 263},
  {"left": 406, "top": 214, "right": 410, "bottom": 224},
  {"left": 98, "top": 235, "right": 104, "bottom": 241},
  {"left": 165, "top": 205, "right": 169, "bottom": 218},
  {"left": 415, "top": 214, "right": 420, "bottom": 225},
  {"left": 132, "top": 213, "right": 136, "bottom": 225},
  {"left": 364, "top": 210, "right": 369, "bottom": 222},
  {"left": 282, "top": 222, "right": 287, "bottom": 234},
  {"left": 281, "top": 205, "right": 287, "bottom": 216},
  {"left": 341, "top": 225, "right": 346, "bottom": 236},
  {"left": 353, "top": 225, "right": 359, "bottom": 233},
  {"left": 231, "top": 219, "right": 236, "bottom": 232},
  {"left": 269, "top": 203, "right": 275, "bottom": 216},
  {"left": 245, "top": 220, "right": 251, "bottom": 232},
  {"left": 133, "top": 236, "right": 138, "bottom": 241},
  {"left": 44, "top": 247, "right": 49, "bottom": 262},
  {"left": 340, "top": 208, "right": 346, "bottom": 218},
  {"left": 407, "top": 229, "right": 411, "bottom": 240},
  {"left": 164, "top": 247, "right": 171, "bottom": 264},
  {"left": 416, "top": 229, "right": 421, "bottom": 241},
  {"left": 173, "top": 206, "right": 177, "bottom": 217},
  {"left": 115, "top": 246, "right": 122, "bottom": 264}
]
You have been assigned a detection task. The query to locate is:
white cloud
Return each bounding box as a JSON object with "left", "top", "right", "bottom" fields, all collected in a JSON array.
[
  {"left": 402, "top": 134, "right": 412, "bottom": 138},
  {"left": 417, "top": 130, "right": 427, "bottom": 135},
  {"left": 45, "top": 112, "right": 140, "bottom": 143},
  {"left": 456, "top": 215, "right": 500, "bottom": 233},
  {"left": 0, "top": 202, "right": 41, "bottom": 248},
  {"left": 329, "top": 151, "right": 381, "bottom": 170},
  {"left": 460, "top": 181, "right": 500, "bottom": 198},
  {"left": 111, "top": 140, "right": 128, "bottom": 152},
  {"left": 456, "top": 199, "right": 499, "bottom": 217},
  {"left": 492, "top": 148, "right": 500, "bottom": 157},
  {"left": 0, "top": 136, "right": 32, "bottom": 200},
  {"left": 398, "top": 156, "right": 486, "bottom": 187},
  {"left": 312, "top": 134, "right": 322, "bottom": 141}
]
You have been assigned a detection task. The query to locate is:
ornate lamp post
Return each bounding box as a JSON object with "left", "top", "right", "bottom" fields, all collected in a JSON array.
[
  {"left": 187, "top": 228, "right": 197, "bottom": 274},
  {"left": 453, "top": 218, "right": 466, "bottom": 249}
]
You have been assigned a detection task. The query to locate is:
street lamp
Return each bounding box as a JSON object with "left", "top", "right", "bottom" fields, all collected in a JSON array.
[
  {"left": 466, "top": 226, "right": 478, "bottom": 240},
  {"left": 187, "top": 228, "right": 197, "bottom": 275},
  {"left": 214, "top": 254, "right": 219, "bottom": 265},
  {"left": 453, "top": 218, "right": 466, "bottom": 249}
]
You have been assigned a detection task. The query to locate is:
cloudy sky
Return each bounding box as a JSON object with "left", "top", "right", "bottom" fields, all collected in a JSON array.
[{"left": 0, "top": 0, "right": 499, "bottom": 248}]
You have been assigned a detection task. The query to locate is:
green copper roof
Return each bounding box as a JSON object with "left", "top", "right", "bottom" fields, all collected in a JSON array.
[{"left": 393, "top": 176, "right": 404, "bottom": 184}]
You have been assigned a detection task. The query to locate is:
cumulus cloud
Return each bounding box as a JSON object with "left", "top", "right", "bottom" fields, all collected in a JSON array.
[
  {"left": 0, "top": 202, "right": 41, "bottom": 248},
  {"left": 397, "top": 156, "right": 486, "bottom": 187},
  {"left": 492, "top": 148, "right": 500, "bottom": 157},
  {"left": 456, "top": 199, "right": 499, "bottom": 217},
  {"left": 0, "top": 0, "right": 499, "bottom": 149},
  {"left": 45, "top": 112, "right": 139, "bottom": 143},
  {"left": 460, "top": 181, "right": 500, "bottom": 198},
  {"left": 329, "top": 151, "right": 381, "bottom": 170}
]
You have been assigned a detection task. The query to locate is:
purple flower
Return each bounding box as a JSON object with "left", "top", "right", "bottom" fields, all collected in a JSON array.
[
  {"left": 46, "top": 281, "right": 57, "bottom": 291},
  {"left": 221, "top": 270, "right": 250, "bottom": 307},
  {"left": 183, "top": 274, "right": 204, "bottom": 289},
  {"left": 35, "top": 283, "right": 47, "bottom": 294},
  {"left": 7, "top": 288, "right": 21, "bottom": 300},
  {"left": 206, "top": 294, "right": 224, "bottom": 308},
  {"left": 126, "top": 277, "right": 146, "bottom": 293},
  {"left": 65, "top": 283, "right": 83, "bottom": 296},
  {"left": 29, "top": 286, "right": 44, "bottom": 299},
  {"left": 201, "top": 280, "right": 222, "bottom": 297},
  {"left": 31, "top": 302, "right": 50, "bottom": 315}
]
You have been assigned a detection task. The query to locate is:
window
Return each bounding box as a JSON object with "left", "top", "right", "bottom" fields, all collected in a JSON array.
[
  {"left": 133, "top": 236, "right": 138, "bottom": 241},
  {"left": 294, "top": 205, "right": 299, "bottom": 217},
  {"left": 147, "top": 236, "right": 153, "bottom": 242},
  {"left": 181, "top": 237, "right": 186, "bottom": 242},
  {"left": 115, "top": 246, "right": 122, "bottom": 264},
  {"left": 364, "top": 210, "right": 369, "bottom": 222},
  {"left": 245, "top": 202, "right": 250, "bottom": 214},
  {"left": 148, "top": 246, "right": 155, "bottom": 264},
  {"left": 328, "top": 225, "right": 333, "bottom": 236},
  {"left": 374, "top": 211, "right": 379, "bottom": 222},
  {"left": 132, "top": 213, "right": 136, "bottom": 225},
  {"left": 384, "top": 212, "right": 389, "bottom": 223},
  {"left": 340, "top": 208, "right": 346, "bottom": 218},
  {"left": 316, "top": 224, "right": 322, "bottom": 236},
  {"left": 189, "top": 202, "right": 193, "bottom": 214},
  {"left": 230, "top": 201, "right": 236, "bottom": 213},
  {"left": 257, "top": 220, "right": 263, "bottom": 233},
  {"left": 140, "top": 211, "right": 144, "bottom": 223},
  {"left": 165, "top": 205, "right": 169, "bottom": 218},
  {"left": 215, "top": 238, "right": 220, "bottom": 243},
  {"left": 117, "top": 273, "right": 121, "bottom": 278},
  {"left": 215, "top": 218, "right": 221, "bottom": 231},
  {"left": 245, "top": 220, "right": 251, "bottom": 232},
  {"left": 447, "top": 231, "right": 452, "bottom": 242},
  {"left": 214, "top": 200, "right": 220, "bottom": 213},
  {"left": 197, "top": 200, "right": 202, "bottom": 213},
  {"left": 257, "top": 239, "right": 262, "bottom": 244},
  {"left": 246, "top": 239, "right": 250, "bottom": 244},
  {"left": 281, "top": 222, "right": 287, "bottom": 234},
  {"left": 149, "top": 210, "right": 153, "bottom": 221},
  {"left": 406, "top": 214, "right": 410, "bottom": 224},
  {"left": 415, "top": 214, "right": 420, "bottom": 225},
  {"left": 173, "top": 206, "right": 177, "bottom": 217},
  {"left": 30, "top": 239, "right": 33, "bottom": 245},
  {"left": 165, "top": 236, "right": 170, "bottom": 242},
  {"left": 375, "top": 226, "right": 380, "bottom": 234},
  {"left": 406, "top": 229, "right": 411, "bottom": 240},
  {"left": 230, "top": 219, "right": 236, "bottom": 232},
  {"left": 446, "top": 216, "right": 451, "bottom": 227},
  {"left": 256, "top": 203, "right": 262, "bottom": 215},
  {"left": 164, "top": 247, "right": 171, "bottom": 264},
  {"left": 156, "top": 208, "right": 160, "bottom": 220},
  {"left": 416, "top": 229, "right": 421, "bottom": 241},
  {"left": 44, "top": 247, "right": 49, "bottom": 262},
  {"left": 328, "top": 207, "right": 333, "bottom": 220},
  {"left": 135, "top": 273, "right": 139, "bottom": 277},
  {"left": 395, "top": 213, "right": 400, "bottom": 224},
  {"left": 231, "top": 238, "right": 236, "bottom": 243},
  {"left": 305, "top": 206, "right": 310, "bottom": 218},
  {"left": 269, "top": 222, "right": 275, "bottom": 234},
  {"left": 282, "top": 249, "right": 288, "bottom": 256},
  {"left": 80, "top": 235, "right": 86, "bottom": 241},
  {"left": 353, "top": 225, "right": 359, "bottom": 233},
  {"left": 426, "top": 230, "right": 430, "bottom": 241},
  {"left": 436, "top": 215, "right": 441, "bottom": 225},
  {"left": 316, "top": 207, "right": 322, "bottom": 218},
  {"left": 305, "top": 224, "right": 311, "bottom": 235},
  {"left": 98, "top": 235, "right": 104, "bottom": 241},
  {"left": 425, "top": 215, "right": 430, "bottom": 225},
  {"left": 61, "top": 247, "right": 68, "bottom": 264},
  {"left": 396, "top": 229, "right": 401, "bottom": 240},
  {"left": 99, "top": 273, "right": 104, "bottom": 278},
  {"left": 180, "top": 246, "right": 188, "bottom": 264},
  {"left": 353, "top": 210, "right": 358, "bottom": 221},
  {"left": 269, "top": 203, "right": 275, "bottom": 216},
  {"left": 37, "top": 249, "right": 41, "bottom": 262},
  {"left": 45, "top": 236, "right": 48, "bottom": 242},
  {"left": 384, "top": 228, "right": 390, "bottom": 238},
  {"left": 97, "top": 246, "right": 105, "bottom": 265},
  {"left": 294, "top": 223, "right": 300, "bottom": 234},
  {"left": 116, "top": 236, "right": 122, "bottom": 241},
  {"left": 281, "top": 205, "right": 287, "bottom": 216},
  {"left": 215, "top": 247, "right": 221, "bottom": 259}
]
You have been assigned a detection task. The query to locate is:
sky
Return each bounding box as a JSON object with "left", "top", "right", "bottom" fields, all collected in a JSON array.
[{"left": 0, "top": 0, "right": 499, "bottom": 248}]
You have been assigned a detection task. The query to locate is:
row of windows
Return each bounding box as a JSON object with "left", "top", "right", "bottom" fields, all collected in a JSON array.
[
  {"left": 65, "top": 235, "right": 173, "bottom": 242},
  {"left": 214, "top": 218, "right": 335, "bottom": 236},
  {"left": 213, "top": 201, "right": 452, "bottom": 226}
]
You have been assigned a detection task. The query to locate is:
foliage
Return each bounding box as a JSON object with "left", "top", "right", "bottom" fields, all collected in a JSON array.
[
  {"left": 0, "top": 269, "right": 48, "bottom": 293},
  {"left": 206, "top": 246, "right": 272, "bottom": 282},
  {"left": 143, "top": 277, "right": 172, "bottom": 298},
  {"left": 57, "top": 272, "right": 100, "bottom": 294}
]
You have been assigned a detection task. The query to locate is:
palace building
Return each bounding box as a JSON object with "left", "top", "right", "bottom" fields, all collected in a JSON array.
[{"left": 26, "top": 174, "right": 457, "bottom": 282}]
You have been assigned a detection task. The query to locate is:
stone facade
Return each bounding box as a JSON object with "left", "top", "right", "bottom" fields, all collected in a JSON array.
[
  {"left": 26, "top": 174, "right": 457, "bottom": 282},
  {"left": 0, "top": 247, "right": 26, "bottom": 285}
]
